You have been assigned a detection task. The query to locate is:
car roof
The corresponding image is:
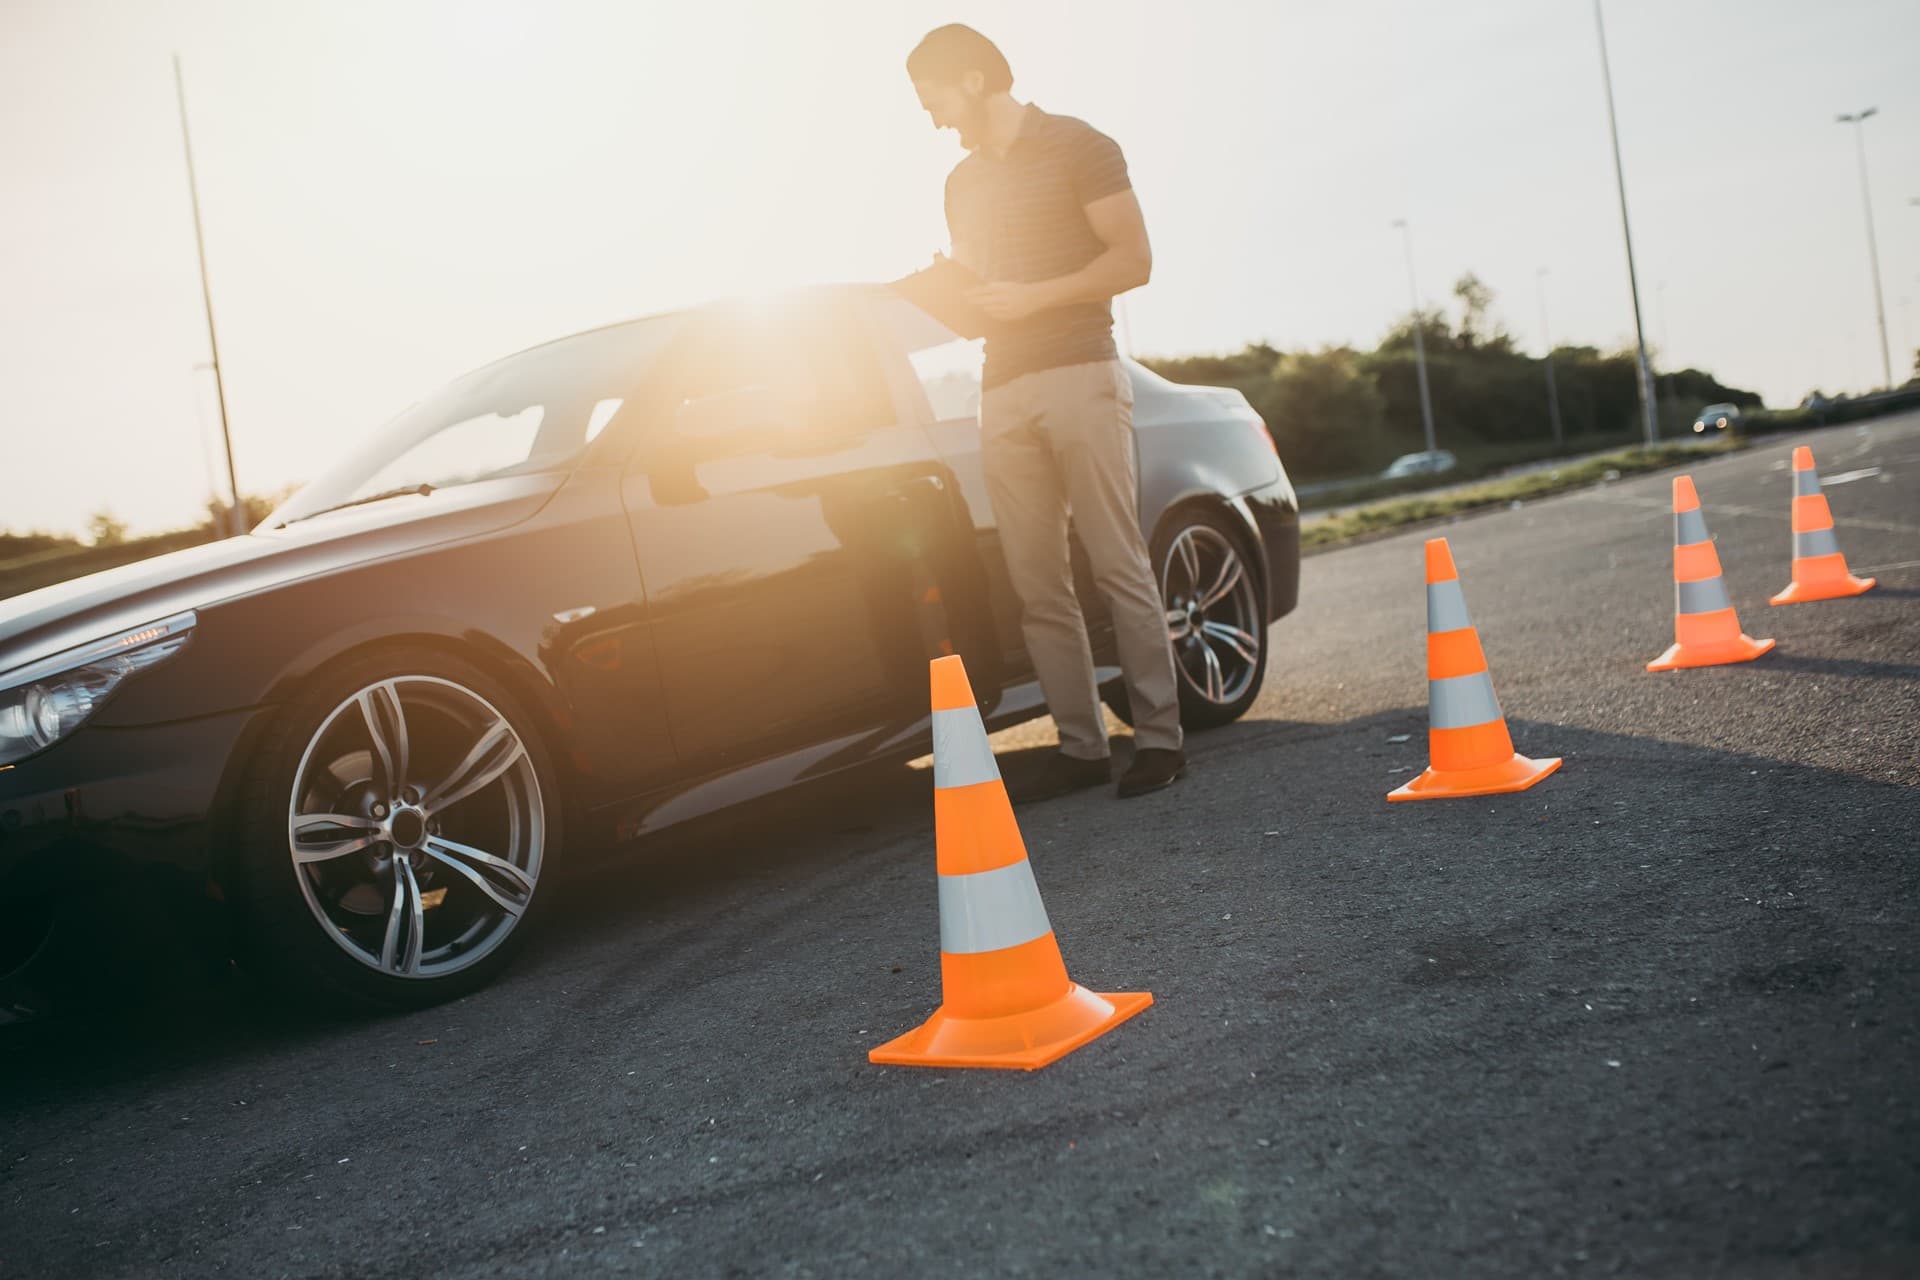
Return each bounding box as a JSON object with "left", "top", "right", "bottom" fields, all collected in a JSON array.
[{"left": 495, "top": 283, "right": 885, "bottom": 363}]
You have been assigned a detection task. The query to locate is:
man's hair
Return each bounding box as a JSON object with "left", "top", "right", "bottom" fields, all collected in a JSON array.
[{"left": 906, "top": 24, "right": 1013, "bottom": 94}]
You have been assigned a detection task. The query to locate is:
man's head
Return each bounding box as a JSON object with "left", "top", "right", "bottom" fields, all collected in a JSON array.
[{"left": 907, "top": 24, "right": 1012, "bottom": 152}]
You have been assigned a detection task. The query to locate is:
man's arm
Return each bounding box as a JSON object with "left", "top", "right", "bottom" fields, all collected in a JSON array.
[{"left": 968, "top": 189, "right": 1153, "bottom": 322}]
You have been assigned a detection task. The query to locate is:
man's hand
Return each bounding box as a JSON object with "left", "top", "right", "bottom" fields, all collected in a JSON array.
[{"left": 966, "top": 281, "right": 1051, "bottom": 323}]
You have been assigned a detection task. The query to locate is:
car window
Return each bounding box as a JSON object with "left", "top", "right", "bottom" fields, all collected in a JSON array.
[
  {"left": 910, "top": 340, "right": 984, "bottom": 423},
  {"left": 355, "top": 407, "right": 547, "bottom": 495},
  {"left": 663, "top": 299, "right": 896, "bottom": 460},
  {"left": 270, "top": 315, "right": 682, "bottom": 525},
  {"left": 866, "top": 294, "right": 983, "bottom": 424},
  {"left": 585, "top": 398, "right": 624, "bottom": 442}
]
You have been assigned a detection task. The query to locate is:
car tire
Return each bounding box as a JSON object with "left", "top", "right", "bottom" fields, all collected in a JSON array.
[
  {"left": 233, "top": 645, "right": 562, "bottom": 1010},
  {"left": 1104, "top": 505, "right": 1269, "bottom": 732}
]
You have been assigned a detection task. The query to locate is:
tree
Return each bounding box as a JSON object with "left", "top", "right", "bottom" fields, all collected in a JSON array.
[
  {"left": 0, "top": 528, "right": 81, "bottom": 561},
  {"left": 86, "top": 509, "right": 128, "bottom": 547},
  {"left": 1451, "top": 272, "right": 1511, "bottom": 353},
  {"left": 200, "top": 484, "right": 301, "bottom": 535},
  {"left": 1144, "top": 342, "right": 1280, "bottom": 388},
  {"left": 1256, "top": 347, "right": 1394, "bottom": 476},
  {"left": 1377, "top": 307, "right": 1454, "bottom": 356}
]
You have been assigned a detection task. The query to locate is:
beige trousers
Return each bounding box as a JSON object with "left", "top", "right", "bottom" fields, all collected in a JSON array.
[{"left": 979, "top": 359, "right": 1184, "bottom": 758}]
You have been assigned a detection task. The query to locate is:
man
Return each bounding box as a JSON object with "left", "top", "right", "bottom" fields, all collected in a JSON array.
[{"left": 906, "top": 24, "right": 1186, "bottom": 800}]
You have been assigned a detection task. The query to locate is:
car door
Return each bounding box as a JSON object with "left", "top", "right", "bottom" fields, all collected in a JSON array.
[
  {"left": 862, "top": 293, "right": 1119, "bottom": 703},
  {"left": 618, "top": 294, "right": 956, "bottom": 773}
]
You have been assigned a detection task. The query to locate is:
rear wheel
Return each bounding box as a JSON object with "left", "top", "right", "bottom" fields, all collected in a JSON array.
[
  {"left": 1106, "top": 506, "right": 1268, "bottom": 730},
  {"left": 235, "top": 646, "right": 561, "bottom": 1009}
]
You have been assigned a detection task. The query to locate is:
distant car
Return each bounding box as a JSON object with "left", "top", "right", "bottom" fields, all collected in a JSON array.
[
  {"left": 1693, "top": 403, "right": 1740, "bottom": 433},
  {"left": 1382, "top": 449, "right": 1458, "bottom": 480}
]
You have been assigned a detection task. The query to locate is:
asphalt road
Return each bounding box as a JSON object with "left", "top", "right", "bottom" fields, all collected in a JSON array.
[{"left": 3, "top": 416, "right": 1918, "bottom": 1279}]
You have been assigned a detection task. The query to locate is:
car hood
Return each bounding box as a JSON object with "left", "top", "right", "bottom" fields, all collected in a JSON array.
[{"left": 0, "top": 473, "right": 563, "bottom": 685}]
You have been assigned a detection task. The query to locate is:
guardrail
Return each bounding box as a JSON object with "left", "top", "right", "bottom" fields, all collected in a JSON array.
[{"left": 1740, "top": 385, "right": 1920, "bottom": 436}]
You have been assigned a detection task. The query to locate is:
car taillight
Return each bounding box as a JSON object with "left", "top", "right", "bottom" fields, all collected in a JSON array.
[{"left": 1250, "top": 416, "right": 1278, "bottom": 455}]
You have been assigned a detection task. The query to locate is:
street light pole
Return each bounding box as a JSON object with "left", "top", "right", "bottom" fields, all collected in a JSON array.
[
  {"left": 1592, "top": 0, "right": 1659, "bottom": 446},
  {"left": 1656, "top": 279, "right": 1674, "bottom": 415},
  {"left": 1536, "top": 267, "right": 1565, "bottom": 447},
  {"left": 173, "top": 53, "right": 244, "bottom": 538},
  {"left": 1899, "top": 294, "right": 1914, "bottom": 383},
  {"left": 1391, "top": 219, "right": 1438, "bottom": 455},
  {"left": 1836, "top": 108, "right": 1891, "bottom": 390}
]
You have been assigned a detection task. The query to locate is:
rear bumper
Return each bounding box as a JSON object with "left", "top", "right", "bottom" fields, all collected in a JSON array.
[
  {"left": 1245, "top": 478, "right": 1301, "bottom": 622},
  {"left": 0, "top": 706, "right": 264, "bottom": 976}
]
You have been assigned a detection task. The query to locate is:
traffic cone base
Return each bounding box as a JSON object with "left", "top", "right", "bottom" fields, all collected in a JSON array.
[
  {"left": 869, "top": 984, "right": 1153, "bottom": 1071},
  {"left": 1389, "top": 751, "right": 1561, "bottom": 802},
  {"left": 1769, "top": 560, "right": 1875, "bottom": 606},
  {"left": 1645, "top": 632, "right": 1776, "bottom": 672}
]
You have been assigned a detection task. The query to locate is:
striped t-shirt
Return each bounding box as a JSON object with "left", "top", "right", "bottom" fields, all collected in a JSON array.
[{"left": 944, "top": 106, "right": 1133, "bottom": 388}]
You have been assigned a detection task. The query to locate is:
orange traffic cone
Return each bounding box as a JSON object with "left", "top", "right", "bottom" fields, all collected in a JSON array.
[
  {"left": 1647, "top": 476, "right": 1775, "bottom": 672},
  {"left": 1388, "top": 538, "right": 1561, "bottom": 802},
  {"left": 869, "top": 655, "right": 1152, "bottom": 1070},
  {"left": 1770, "top": 446, "right": 1876, "bottom": 605}
]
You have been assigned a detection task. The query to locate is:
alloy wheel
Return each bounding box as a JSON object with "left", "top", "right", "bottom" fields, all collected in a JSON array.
[
  {"left": 285, "top": 676, "right": 544, "bottom": 979},
  {"left": 1160, "top": 524, "right": 1263, "bottom": 706}
]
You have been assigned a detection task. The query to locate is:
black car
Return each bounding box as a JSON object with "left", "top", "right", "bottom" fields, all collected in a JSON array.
[{"left": 0, "top": 286, "right": 1300, "bottom": 1008}]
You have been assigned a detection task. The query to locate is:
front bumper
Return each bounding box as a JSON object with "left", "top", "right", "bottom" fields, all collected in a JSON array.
[{"left": 0, "top": 705, "right": 265, "bottom": 973}]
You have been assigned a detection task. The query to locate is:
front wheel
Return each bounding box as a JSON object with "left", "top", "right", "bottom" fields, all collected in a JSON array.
[
  {"left": 234, "top": 646, "right": 562, "bottom": 1009},
  {"left": 1106, "top": 507, "right": 1269, "bottom": 731}
]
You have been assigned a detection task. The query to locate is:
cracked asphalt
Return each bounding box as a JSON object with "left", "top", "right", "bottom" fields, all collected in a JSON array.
[{"left": 2, "top": 415, "right": 1917, "bottom": 1278}]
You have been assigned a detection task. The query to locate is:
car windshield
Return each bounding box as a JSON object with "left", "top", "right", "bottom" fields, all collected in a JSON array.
[{"left": 268, "top": 314, "right": 684, "bottom": 526}]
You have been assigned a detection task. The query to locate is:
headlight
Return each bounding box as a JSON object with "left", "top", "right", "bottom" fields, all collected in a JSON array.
[{"left": 0, "top": 612, "right": 195, "bottom": 766}]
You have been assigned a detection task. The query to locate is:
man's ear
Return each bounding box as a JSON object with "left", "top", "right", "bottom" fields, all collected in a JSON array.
[{"left": 961, "top": 69, "right": 985, "bottom": 97}]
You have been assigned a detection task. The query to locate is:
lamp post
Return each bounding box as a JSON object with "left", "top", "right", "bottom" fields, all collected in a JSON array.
[
  {"left": 1899, "top": 294, "right": 1914, "bottom": 382},
  {"left": 174, "top": 54, "right": 244, "bottom": 537},
  {"left": 1535, "top": 267, "right": 1565, "bottom": 447},
  {"left": 1390, "top": 218, "right": 1438, "bottom": 455},
  {"left": 1592, "top": 0, "right": 1659, "bottom": 445},
  {"left": 1835, "top": 108, "right": 1891, "bottom": 390},
  {"left": 1656, "top": 279, "right": 1675, "bottom": 415}
]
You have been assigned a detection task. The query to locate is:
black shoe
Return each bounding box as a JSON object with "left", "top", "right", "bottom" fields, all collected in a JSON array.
[
  {"left": 1007, "top": 752, "right": 1111, "bottom": 804},
  {"left": 1117, "top": 748, "right": 1187, "bottom": 798}
]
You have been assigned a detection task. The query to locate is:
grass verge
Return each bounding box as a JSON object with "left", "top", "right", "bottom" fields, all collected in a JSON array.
[
  {"left": 1301, "top": 438, "right": 1743, "bottom": 552},
  {"left": 1298, "top": 432, "right": 1645, "bottom": 512}
]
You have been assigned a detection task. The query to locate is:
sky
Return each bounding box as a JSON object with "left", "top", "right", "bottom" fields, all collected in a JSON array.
[{"left": 3, "top": 0, "right": 1918, "bottom": 538}]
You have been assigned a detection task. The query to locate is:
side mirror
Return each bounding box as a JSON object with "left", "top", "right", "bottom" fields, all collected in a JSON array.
[{"left": 673, "top": 385, "right": 785, "bottom": 443}]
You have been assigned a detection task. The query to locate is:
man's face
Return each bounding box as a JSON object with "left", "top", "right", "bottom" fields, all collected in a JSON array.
[{"left": 913, "top": 76, "right": 989, "bottom": 151}]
